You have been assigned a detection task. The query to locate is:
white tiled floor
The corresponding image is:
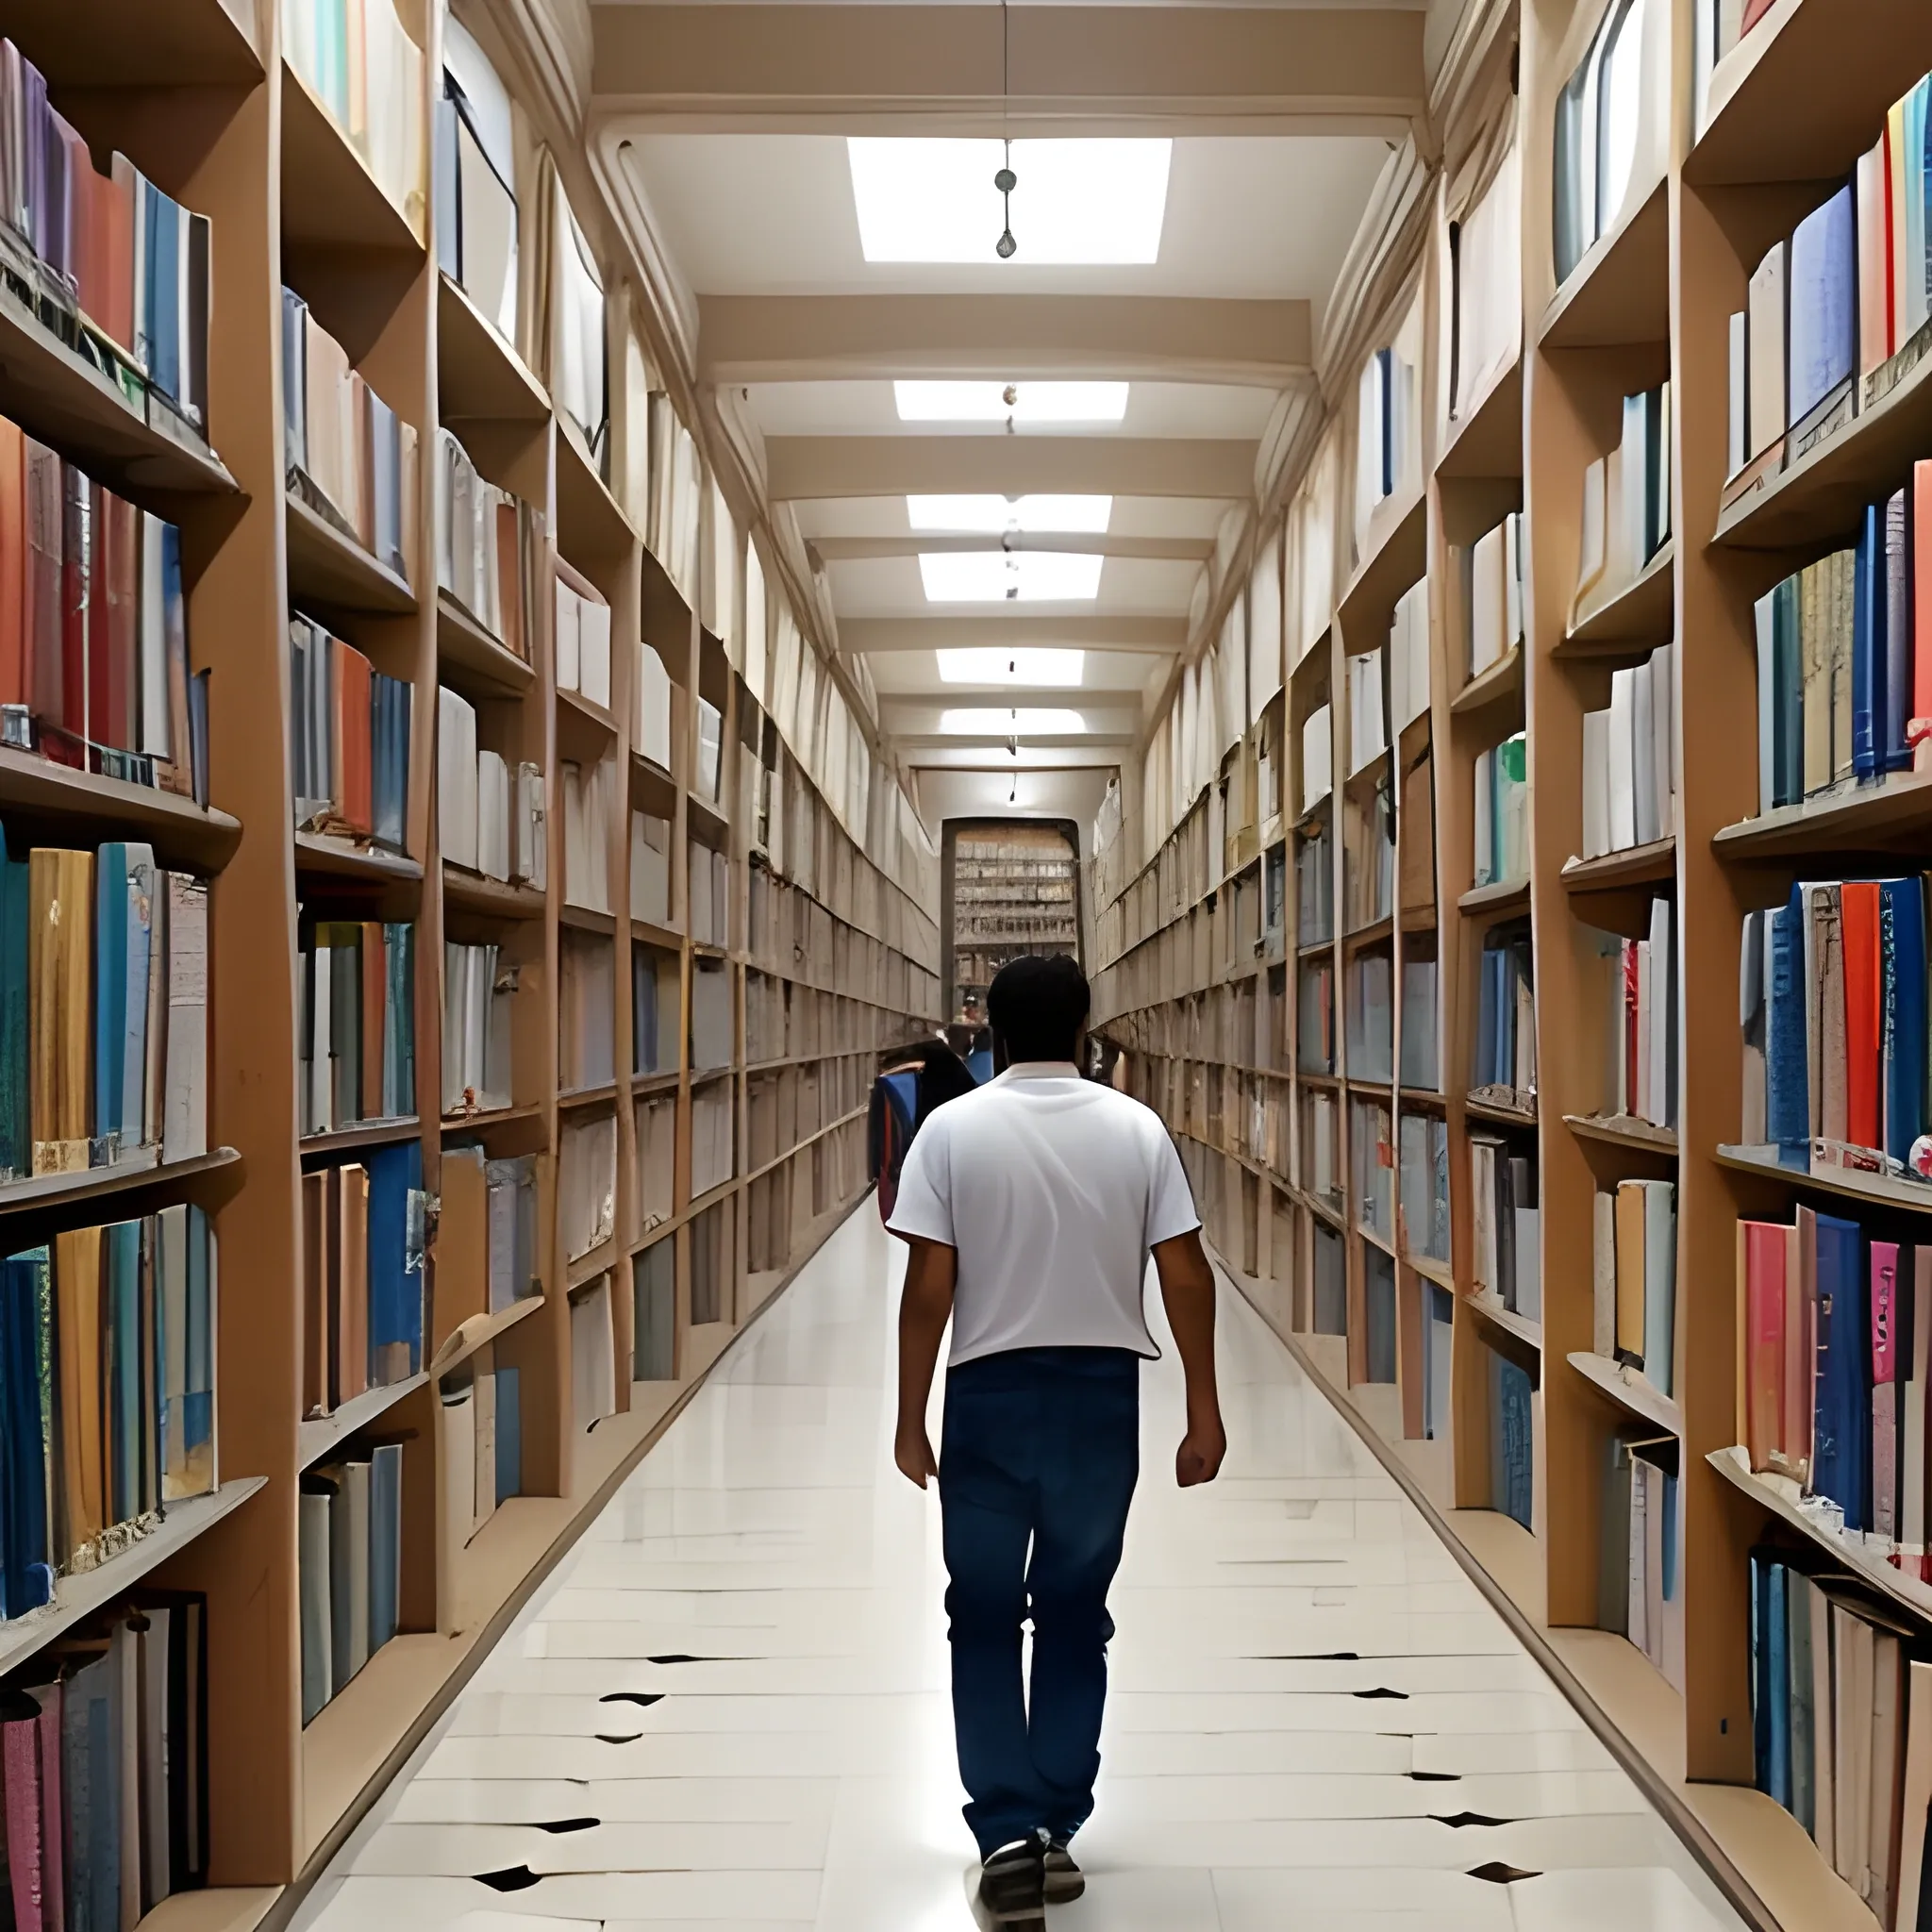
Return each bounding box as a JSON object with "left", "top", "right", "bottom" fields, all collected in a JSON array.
[{"left": 295, "top": 1205, "right": 1752, "bottom": 1932}]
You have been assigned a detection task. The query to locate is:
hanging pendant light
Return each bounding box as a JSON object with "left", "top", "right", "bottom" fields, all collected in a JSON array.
[{"left": 995, "top": 140, "right": 1017, "bottom": 258}]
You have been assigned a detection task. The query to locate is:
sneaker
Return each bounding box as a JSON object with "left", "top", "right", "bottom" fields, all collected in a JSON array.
[
  {"left": 977, "top": 1838, "right": 1046, "bottom": 1921},
  {"left": 1043, "top": 1836, "right": 1085, "bottom": 1903}
]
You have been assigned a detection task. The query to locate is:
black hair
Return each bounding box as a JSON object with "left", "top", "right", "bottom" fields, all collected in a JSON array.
[{"left": 986, "top": 954, "right": 1090, "bottom": 1065}]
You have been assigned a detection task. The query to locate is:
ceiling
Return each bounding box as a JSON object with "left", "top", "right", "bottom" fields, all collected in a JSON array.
[{"left": 590, "top": 2, "right": 1423, "bottom": 823}]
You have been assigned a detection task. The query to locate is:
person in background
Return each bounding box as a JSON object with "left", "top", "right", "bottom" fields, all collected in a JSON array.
[
  {"left": 886, "top": 954, "right": 1225, "bottom": 1922},
  {"left": 868, "top": 1037, "right": 976, "bottom": 1224}
]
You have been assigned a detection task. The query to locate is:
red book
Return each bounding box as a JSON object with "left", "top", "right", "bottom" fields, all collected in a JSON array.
[
  {"left": 1740, "top": 0, "right": 1776, "bottom": 31},
  {"left": 1874, "top": 1241, "right": 1901, "bottom": 1542},
  {"left": 0, "top": 418, "right": 24, "bottom": 709},
  {"left": 96, "top": 160, "right": 135, "bottom": 358},
  {"left": 48, "top": 464, "right": 92, "bottom": 752},
  {"left": 332, "top": 640, "right": 373, "bottom": 835},
  {"left": 2, "top": 1683, "right": 64, "bottom": 1932},
  {"left": 22, "top": 442, "right": 60, "bottom": 727},
  {"left": 1841, "top": 879, "right": 1881, "bottom": 1151},
  {"left": 1742, "top": 1220, "right": 1788, "bottom": 1473}
]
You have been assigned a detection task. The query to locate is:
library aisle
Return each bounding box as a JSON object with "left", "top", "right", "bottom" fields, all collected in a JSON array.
[{"left": 291, "top": 1204, "right": 1748, "bottom": 1932}]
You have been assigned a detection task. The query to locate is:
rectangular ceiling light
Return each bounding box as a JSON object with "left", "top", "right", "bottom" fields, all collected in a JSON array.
[
  {"left": 908, "top": 494, "right": 1113, "bottom": 534},
  {"left": 849, "top": 139, "right": 1172, "bottom": 265},
  {"left": 937, "top": 648, "right": 1086, "bottom": 687},
  {"left": 940, "top": 708, "right": 1089, "bottom": 736},
  {"left": 919, "top": 552, "right": 1104, "bottom": 603},
  {"left": 894, "top": 382, "right": 1130, "bottom": 425}
]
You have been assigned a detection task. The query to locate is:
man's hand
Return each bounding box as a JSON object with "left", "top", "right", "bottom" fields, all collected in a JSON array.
[
  {"left": 1176, "top": 1412, "right": 1226, "bottom": 1488},
  {"left": 895, "top": 1423, "right": 940, "bottom": 1490}
]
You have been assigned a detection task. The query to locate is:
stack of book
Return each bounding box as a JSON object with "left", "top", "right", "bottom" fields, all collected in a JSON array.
[
  {"left": 632, "top": 1238, "right": 675, "bottom": 1381},
  {"left": 1581, "top": 646, "right": 1675, "bottom": 858},
  {"left": 1449, "top": 143, "right": 1521, "bottom": 423},
  {"left": 558, "top": 1109, "right": 616, "bottom": 1261},
  {"left": 441, "top": 939, "right": 511, "bottom": 1115},
  {"left": 5, "top": 838, "right": 209, "bottom": 1178},
  {"left": 1746, "top": 1547, "right": 1932, "bottom": 1929},
  {"left": 0, "top": 422, "right": 206, "bottom": 801},
  {"left": 297, "top": 1441, "right": 407, "bottom": 1724},
  {"left": 0, "top": 1207, "right": 218, "bottom": 1602},
  {"left": 1603, "top": 1435, "right": 1683, "bottom": 1686},
  {"left": 1300, "top": 704, "right": 1332, "bottom": 815},
  {"left": 1473, "top": 733, "right": 1529, "bottom": 889},
  {"left": 298, "top": 1143, "right": 425, "bottom": 1416},
  {"left": 559, "top": 931, "right": 615, "bottom": 1091},
  {"left": 554, "top": 562, "right": 612, "bottom": 710},
  {"left": 633, "top": 945, "right": 676, "bottom": 1076},
  {"left": 437, "top": 1357, "right": 519, "bottom": 1559},
  {"left": 635, "top": 1096, "right": 674, "bottom": 1234},
  {"left": 692, "top": 1082, "right": 734, "bottom": 1197},
  {"left": 570, "top": 1274, "right": 617, "bottom": 1433},
  {"left": 1740, "top": 880, "right": 1928, "bottom": 1174},
  {"left": 1575, "top": 383, "right": 1672, "bottom": 623},
  {"left": 282, "top": 292, "right": 418, "bottom": 585},
  {"left": 436, "top": 689, "right": 545, "bottom": 886},
  {"left": 1474, "top": 924, "right": 1536, "bottom": 1106},
  {"left": 1751, "top": 481, "right": 1929, "bottom": 814},
  {"left": 690, "top": 841, "right": 730, "bottom": 948},
  {"left": 561, "top": 757, "right": 617, "bottom": 912},
  {"left": 438, "top": 1143, "right": 540, "bottom": 1319},
  {"left": 1552, "top": 0, "right": 1666, "bottom": 288},
  {"left": 296, "top": 917, "right": 416, "bottom": 1134},
  {"left": 1592, "top": 1179, "right": 1677, "bottom": 1396},
  {"left": 631, "top": 810, "right": 672, "bottom": 926},
  {"left": 0, "top": 50, "right": 212, "bottom": 434},
  {"left": 435, "top": 432, "right": 538, "bottom": 659},
  {"left": 288, "top": 615, "right": 412, "bottom": 853},
  {"left": 1472, "top": 1137, "right": 1541, "bottom": 1321},
  {"left": 637, "top": 641, "right": 675, "bottom": 772},
  {"left": 1592, "top": 899, "right": 1676, "bottom": 1130},
  {"left": 1346, "top": 648, "right": 1387, "bottom": 775},
  {"left": 1397, "top": 1113, "right": 1450, "bottom": 1263},
  {"left": 434, "top": 13, "right": 518, "bottom": 341},
  {"left": 1464, "top": 512, "right": 1524, "bottom": 681},
  {"left": 281, "top": 0, "right": 425, "bottom": 230},
  {"left": 0, "top": 1591, "right": 212, "bottom": 1921},
  {"left": 1295, "top": 823, "right": 1333, "bottom": 942},
  {"left": 691, "top": 958, "right": 732, "bottom": 1072},
  {"left": 647, "top": 396, "right": 704, "bottom": 599}
]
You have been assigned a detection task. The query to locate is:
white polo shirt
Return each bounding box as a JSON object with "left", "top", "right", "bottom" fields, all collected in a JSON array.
[{"left": 886, "top": 1062, "right": 1202, "bottom": 1366}]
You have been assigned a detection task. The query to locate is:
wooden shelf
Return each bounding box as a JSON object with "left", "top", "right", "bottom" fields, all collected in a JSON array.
[
  {"left": 435, "top": 274, "right": 549, "bottom": 425},
  {"left": 558, "top": 1081, "right": 620, "bottom": 1112},
  {"left": 293, "top": 831, "right": 423, "bottom": 887},
  {"left": 441, "top": 1102, "right": 545, "bottom": 1141},
  {"left": 630, "top": 1068, "right": 681, "bottom": 1095},
  {"left": 1338, "top": 484, "right": 1427, "bottom": 637},
  {"left": 558, "top": 903, "right": 617, "bottom": 936},
  {"left": 1465, "top": 1093, "right": 1538, "bottom": 1129},
  {"left": 1565, "top": 1112, "right": 1678, "bottom": 1156},
  {"left": 557, "top": 685, "right": 620, "bottom": 741},
  {"left": 298, "top": 1119, "right": 419, "bottom": 1165},
  {"left": 1560, "top": 541, "right": 1675, "bottom": 658},
  {"left": 1568, "top": 1350, "right": 1682, "bottom": 1437},
  {"left": 1713, "top": 772, "right": 1932, "bottom": 859},
  {"left": 280, "top": 63, "right": 425, "bottom": 257},
  {"left": 0, "top": 1145, "right": 242, "bottom": 1230},
  {"left": 1, "top": 0, "right": 261, "bottom": 83},
  {"left": 567, "top": 1236, "right": 620, "bottom": 1290},
  {"left": 1560, "top": 836, "right": 1676, "bottom": 896},
  {"left": 436, "top": 591, "right": 535, "bottom": 699},
  {"left": 442, "top": 866, "right": 544, "bottom": 921},
  {"left": 0, "top": 747, "right": 242, "bottom": 874},
  {"left": 0, "top": 1478, "right": 266, "bottom": 1680},
  {"left": 1450, "top": 644, "right": 1523, "bottom": 719},
  {"left": 298, "top": 1374, "right": 429, "bottom": 1471},
  {"left": 1341, "top": 913, "right": 1392, "bottom": 951},
  {"left": 1457, "top": 877, "right": 1530, "bottom": 918},
  {"left": 1539, "top": 172, "right": 1670, "bottom": 350},
  {"left": 1437, "top": 354, "right": 1524, "bottom": 481},
  {"left": 1468, "top": 1291, "right": 1541, "bottom": 1352},
  {"left": 286, "top": 492, "right": 416, "bottom": 616},
  {"left": 555, "top": 420, "right": 635, "bottom": 561},
  {"left": 632, "top": 916, "right": 685, "bottom": 950},
  {"left": 1716, "top": 1142, "right": 1932, "bottom": 1218},
  {"left": 1408, "top": 1252, "right": 1454, "bottom": 1291}
]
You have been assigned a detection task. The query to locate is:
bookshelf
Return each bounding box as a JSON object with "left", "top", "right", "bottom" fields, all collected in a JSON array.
[
  {"left": 0, "top": 3, "right": 941, "bottom": 1925},
  {"left": 1091, "top": 3, "right": 1932, "bottom": 1927}
]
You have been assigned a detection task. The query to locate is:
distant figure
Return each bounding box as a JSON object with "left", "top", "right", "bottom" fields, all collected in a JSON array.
[
  {"left": 868, "top": 1038, "right": 977, "bottom": 1223},
  {"left": 887, "top": 953, "right": 1225, "bottom": 1921}
]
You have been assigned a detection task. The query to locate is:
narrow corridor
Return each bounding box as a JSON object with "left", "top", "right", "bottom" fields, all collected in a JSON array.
[{"left": 298, "top": 1206, "right": 1752, "bottom": 1932}]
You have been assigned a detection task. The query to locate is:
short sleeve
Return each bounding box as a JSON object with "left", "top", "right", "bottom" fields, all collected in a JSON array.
[
  {"left": 886, "top": 1116, "right": 956, "bottom": 1246},
  {"left": 1144, "top": 1122, "right": 1202, "bottom": 1248}
]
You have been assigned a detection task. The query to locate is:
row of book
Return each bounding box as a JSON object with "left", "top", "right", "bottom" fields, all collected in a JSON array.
[
  {"left": 1753, "top": 480, "right": 1930, "bottom": 815},
  {"left": 692, "top": 958, "right": 732, "bottom": 1073},
  {"left": 298, "top": 918, "right": 414, "bottom": 1140},
  {"left": 1740, "top": 879, "right": 1928, "bottom": 1174},
  {"left": 1580, "top": 645, "right": 1676, "bottom": 860},
  {"left": 559, "top": 930, "right": 615, "bottom": 1093},
  {"left": 298, "top": 1147, "right": 425, "bottom": 1420},
  {"left": 632, "top": 810, "right": 673, "bottom": 928},
  {"left": 693, "top": 1082, "right": 734, "bottom": 1197},
  {"left": 1297, "top": 959, "right": 1334, "bottom": 1075},
  {"left": 281, "top": 0, "right": 425, "bottom": 234},
  {"left": 1575, "top": 383, "right": 1672, "bottom": 623},
  {"left": 1346, "top": 647, "right": 1390, "bottom": 777},
  {"left": 690, "top": 841, "right": 730, "bottom": 950},
  {"left": 1352, "top": 1096, "right": 1392, "bottom": 1249},
  {"left": 1486, "top": 1341, "right": 1535, "bottom": 1532},
  {"left": 632, "top": 1238, "right": 675, "bottom": 1381},
  {"left": 436, "top": 689, "right": 546, "bottom": 886},
  {"left": 1343, "top": 954, "right": 1392, "bottom": 1086},
  {"left": 559, "top": 1109, "right": 616, "bottom": 1262},
  {"left": 1474, "top": 924, "right": 1536, "bottom": 1105},
  {"left": 1591, "top": 1178, "right": 1677, "bottom": 1405},
  {"left": 0, "top": 1209, "right": 217, "bottom": 1618},
  {"left": 1296, "top": 823, "right": 1333, "bottom": 945},
  {"left": 1341, "top": 781, "right": 1393, "bottom": 934},
  {"left": 0, "top": 422, "right": 205, "bottom": 803},
  {"left": 1401, "top": 956, "right": 1440, "bottom": 1091},
  {"left": 569, "top": 1274, "right": 617, "bottom": 1436},
  {"left": 0, "top": 1591, "right": 211, "bottom": 1924},
  {"left": 436, "top": 430, "right": 540, "bottom": 661},
  {"left": 1604, "top": 1435, "right": 1683, "bottom": 1689},
  {"left": 442, "top": 939, "right": 512, "bottom": 1117},
  {"left": 441, "top": 1357, "right": 522, "bottom": 1557},
  {"left": 637, "top": 642, "right": 675, "bottom": 772},
  {"left": 1397, "top": 1112, "right": 1450, "bottom": 1266},
  {"left": 298, "top": 1441, "right": 407, "bottom": 1725},
  {"left": 646, "top": 397, "right": 705, "bottom": 607},
  {"left": 691, "top": 1197, "right": 737, "bottom": 1325},
  {"left": 1472, "top": 1137, "right": 1541, "bottom": 1323},
  {"left": 1552, "top": 0, "right": 1662, "bottom": 290},
  {"left": 561, "top": 757, "right": 620, "bottom": 915},
  {"left": 1748, "top": 1549, "right": 1932, "bottom": 1932},
  {"left": 1301, "top": 704, "right": 1332, "bottom": 817},
  {"left": 553, "top": 188, "right": 608, "bottom": 478},
  {"left": 289, "top": 615, "right": 411, "bottom": 853},
  {"left": 1448, "top": 145, "right": 1521, "bottom": 429},
  {"left": 633, "top": 944, "right": 676, "bottom": 1078},
  {"left": 1352, "top": 332, "right": 1420, "bottom": 541},
  {"left": 282, "top": 291, "right": 417, "bottom": 587},
  {"left": 0, "top": 43, "right": 210, "bottom": 436},
  {"left": 555, "top": 560, "right": 612, "bottom": 712},
  {"left": 1597, "top": 898, "right": 1677, "bottom": 1133},
  {"left": 635, "top": 1095, "right": 674, "bottom": 1236},
  {"left": 439, "top": 1146, "right": 540, "bottom": 1325},
  {"left": 1464, "top": 511, "right": 1524, "bottom": 684},
  {"left": 6, "top": 839, "right": 208, "bottom": 1182},
  {"left": 1473, "top": 733, "right": 1528, "bottom": 890},
  {"left": 435, "top": 14, "right": 519, "bottom": 343}
]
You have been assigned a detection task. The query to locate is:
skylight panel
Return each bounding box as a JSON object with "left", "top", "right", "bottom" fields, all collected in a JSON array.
[
  {"left": 919, "top": 552, "right": 1104, "bottom": 603},
  {"left": 940, "top": 708, "right": 1089, "bottom": 736},
  {"left": 849, "top": 139, "right": 1172, "bottom": 265},
  {"left": 893, "top": 383, "right": 1130, "bottom": 425},
  {"left": 908, "top": 494, "right": 1113, "bottom": 534},
  {"left": 937, "top": 648, "right": 1087, "bottom": 687}
]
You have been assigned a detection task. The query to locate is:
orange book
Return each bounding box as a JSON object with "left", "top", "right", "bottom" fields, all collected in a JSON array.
[
  {"left": 332, "top": 639, "right": 374, "bottom": 834},
  {"left": 0, "top": 418, "right": 24, "bottom": 708},
  {"left": 104, "top": 158, "right": 138, "bottom": 356},
  {"left": 54, "top": 1226, "right": 105, "bottom": 1561},
  {"left": 1841, "top": 880, "right": 1881, "bottom": 1151},
  {"left": 1741, "top": 1221, "right": 1788, "bottom": 1473},
  {"left": 1917, "top": 462, "right": 1932, "bottom": 773}
]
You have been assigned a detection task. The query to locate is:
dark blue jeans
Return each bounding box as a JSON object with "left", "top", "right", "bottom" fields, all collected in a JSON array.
[{"left": 939, "top": 1345, "right": 1141, "bottom": 1857}]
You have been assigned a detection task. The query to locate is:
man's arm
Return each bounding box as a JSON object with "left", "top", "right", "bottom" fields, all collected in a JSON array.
[
  {"left": 894, "top": 1235, "right": 957, "bottom": 1488},
  {"left": 1153, "top": 1228, "right": 1226, "bottom": 1487}
]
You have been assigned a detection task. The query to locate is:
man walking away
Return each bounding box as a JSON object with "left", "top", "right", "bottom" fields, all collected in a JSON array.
[{"left": 887, "top": 954, "right": 1226, "bottom": 1922}]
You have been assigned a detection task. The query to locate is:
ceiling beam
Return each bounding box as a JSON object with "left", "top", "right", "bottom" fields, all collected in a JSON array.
[
  {"left": 814, "top": 534, "right": 1211, "bottom": 563},
  {"left": 841, "top": 615, "right": 1185, "bottom": 655},
  {"left": 768, "top": 435, "right": 1253, "bottom": 500},
  {"left": 593, "top": 6, "right": 1426, "bottom": 135},
  {"left": 698, "top": 294, "right": 1311, "bottom": 388}
]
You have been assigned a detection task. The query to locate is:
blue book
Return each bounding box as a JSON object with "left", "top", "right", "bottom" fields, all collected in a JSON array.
[
  {"left": 495, "top": 1365, "right": 521, "bottom": 1504},
  {"left": 94, "top": 845, "right": 131, "bottom": 1150},
  {"left": 184, "top": 1205, "right": 215, "bottom": 1480},
  {"left": 367, "top": 1139, "right": 425, "bottom": 1379},
  {"left": 119, "top": 845, "right": 154, "bottom": 1151},
  {"left": 368, "top": 1441, "right": 403, "bottom": 1651},
  {"left": 1884, "top": 491, "right": 1913, "bottom": 771},
  {"left": 1853, "top": 505, "right": 1885, "bottom": 780},
  {"left": 0, "top": 1250, "right": 53, "bottom": 1618},
  {"left": 148, "top": 186, "right": 180, "bottom": 408},
  {"left": 1883, "top": 878, "right": 1927, "bottom": 1166},
  {"left": 1475, "top": 950, "right": 1498, "bottom": 1089},
  {"left": 1910, "top": 83, "right": 1930, "bottom": 337},
  {"left": 0, "top": 826, "right": 28, "bottom": 1180},
  {"left": 1491, "top": 1352, "right": 1533, "bottom": 1529},
  {"left": 1765, "top": 1561, "right": 1790, "bottom": 1808},
  {"left": 1810, "top": 1209, "right": 1870, "bottom": 1531},
  {"left": 1786, "top": 184, "right": 1856, "bottom": 427},
  {"left": 1750, "top": 1552, "right": 1772, "bottom": 1791},
  {"left": 1767, "top": 887, "right": 1809, "bottom": 1165},
  {"left": 64, "top": 1646, "right": 123, "bottom": 1932},
  {"left": 1774, "top": 576, "right": 1803, "bottom": 808}
]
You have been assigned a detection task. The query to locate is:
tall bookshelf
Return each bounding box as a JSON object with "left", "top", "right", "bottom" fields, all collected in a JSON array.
[
  {"left": 1092, "top": 3, "right": 1932, "bottom": 1927},
  {"left": 0, "top": 0, "right": 941, "bottom": 1923}
]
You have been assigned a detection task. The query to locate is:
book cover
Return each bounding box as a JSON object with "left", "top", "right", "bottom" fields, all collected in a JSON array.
[
  {"left": 1811, "top": 1209, "right": 1870, "bottom": 1531},
  {"left": 1840, "top": 879, "right": 1880, "bottom": 1152},
  {"left": 1873, "top": 1241, "right": 1902, "bottom": 1543},
  {"left": 369, "top": 1440, "right": 403, "bottom": 1652}
]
